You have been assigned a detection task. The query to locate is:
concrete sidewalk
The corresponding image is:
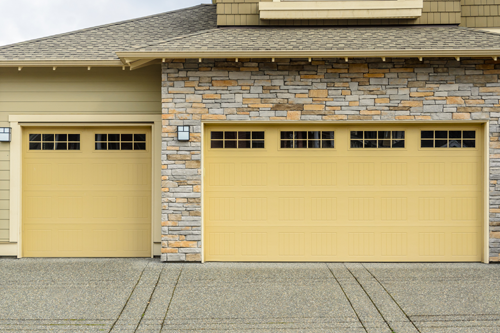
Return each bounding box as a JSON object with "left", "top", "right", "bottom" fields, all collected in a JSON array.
[{"left": 0, "top": 259, "right": 498, "bottom": 332}]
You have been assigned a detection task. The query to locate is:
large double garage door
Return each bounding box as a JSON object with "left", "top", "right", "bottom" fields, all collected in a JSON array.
[
  {"left": 23, "top": 126, "right": 151, "bottom": 257},
  {"left": 204, "top": 124, "right": 484, "bottom": 262}
]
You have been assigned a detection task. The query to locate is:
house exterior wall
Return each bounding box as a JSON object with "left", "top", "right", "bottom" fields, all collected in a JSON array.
[
  {"left": 216, "top": 0, "right": 461, "bottom": 26},
  {"left": 461, "top": 0, "right": 500, "bottom": 28},
  {"left": 0, "top": 65, "right": 161, "bottom": 243},
  {"left": 161, "top": 57, "right": 500, "bottom": 263}
]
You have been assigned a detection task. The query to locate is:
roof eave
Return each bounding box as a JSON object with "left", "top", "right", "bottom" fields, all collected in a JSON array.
[
  {"left": 117, "top": 49, "right": 500, "bottom": 62},
  {"left": 0, "top": 60, "right": 126, "bottom": 68}
]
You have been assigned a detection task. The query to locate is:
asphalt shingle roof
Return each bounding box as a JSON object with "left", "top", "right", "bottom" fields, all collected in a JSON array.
[
  {"left": 0, "top": 4, "right": 216, "bottom": 61},
  {"left": 134, "top": 25, "right": 500, "bottom": 53}
]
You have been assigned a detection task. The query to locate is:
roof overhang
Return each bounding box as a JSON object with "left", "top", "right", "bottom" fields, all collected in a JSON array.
[
  {"left": 0, "top": 60, "right": 127, "bottom": 69},
  {"left": 117, "top": 49, "right": 500, "bottom": 68}
]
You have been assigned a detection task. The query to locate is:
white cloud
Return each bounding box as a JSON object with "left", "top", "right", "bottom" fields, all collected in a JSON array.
[{"left": 0, "top": 0, "right": 212, "bottom": 46}]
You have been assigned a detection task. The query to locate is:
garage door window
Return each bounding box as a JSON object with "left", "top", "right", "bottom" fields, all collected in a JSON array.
[
  {"left": 350, "top": 131, "right": 405, "bottom": 148},
  {"left": 421, "top": 130, "right": 476, "bottom": 148},
  {"left": 280, "top": 131, "right": 335, "bottom": 148},
  {"left": 29, "top": 134, "right": 80, "bottom": 151},
  {"left": 211, "top": 131, "right": 265, "bottom": 149},
  {"left": 95, "top": 134, "right": 146, "bottom": 151}
]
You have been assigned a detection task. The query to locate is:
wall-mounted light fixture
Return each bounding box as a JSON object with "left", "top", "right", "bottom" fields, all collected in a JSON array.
[
  {"left": 177, "top": 126, "right": 190, "bottom": 141},
  {"left": 0, "top": 128, "right": 11, "bottom": 142}
]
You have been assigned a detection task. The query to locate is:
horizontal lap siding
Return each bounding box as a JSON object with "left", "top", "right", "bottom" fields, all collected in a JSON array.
[{"left": 0, "top": 65, "right": 161, "bottom": 242}]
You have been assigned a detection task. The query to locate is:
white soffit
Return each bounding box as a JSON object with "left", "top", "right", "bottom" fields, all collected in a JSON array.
[{"left": 259, "top": 0, "right": 424, "bottom": 20}]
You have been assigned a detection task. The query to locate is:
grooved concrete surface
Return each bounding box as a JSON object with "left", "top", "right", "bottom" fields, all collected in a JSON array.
[{"left": 0, "top": 259, "right": 499, "bottom": 332}]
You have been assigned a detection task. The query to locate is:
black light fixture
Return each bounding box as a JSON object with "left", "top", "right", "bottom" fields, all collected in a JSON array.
[
  {"left": 0, "top": 128, "right": 12, "bottom": 142},
  {"left": 177, "top": 126, "right": 190, "bottom": 141}
]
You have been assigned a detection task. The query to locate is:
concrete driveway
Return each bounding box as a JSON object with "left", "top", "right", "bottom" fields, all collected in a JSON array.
[{"left": 0, "top": 259, "right": 499, "bottom": 332}]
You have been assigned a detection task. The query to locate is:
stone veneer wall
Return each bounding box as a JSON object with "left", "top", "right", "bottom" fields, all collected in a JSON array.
[{"left": 161, "top": 57, "right": 500, "bottom": 262}]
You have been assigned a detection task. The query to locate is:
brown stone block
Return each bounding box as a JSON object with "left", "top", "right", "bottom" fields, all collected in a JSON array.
[
  {"left": 335, "top": 82, "right": 350, "bottom": 87},
  {"left": 168, "top": 154, "right": 191, "bottom": 161},
  {"left": 326, "top": 106, "right": 341, "bottom": 111},
  {"left": 212, "top": 80, "right": 238, "bottom": 87},
  {"left": 309, "top": 90, "right": 328, "bottom": 98},
  {"left": 323, "top": 115, "right": 347, "bottom": 120},
  {"left": 401, "top": 101, "right": 423, "bottom": 107},
  {"left": 192, "top": 103, "right": 206, "bottom": 108},
  {"left": 349, "top": 101, "right": 360, "bottom": 106},
  {"left": 452, "top": 113, "right": 471, "bottom": 120},
  {"left": 361, "top": 110, "right": 381, "bottom": 115},
  {"left": 186, "top": 161, "right": 201, "bottom": 169},
  {"left": 457, "top": 75, "right": 498, "bottom": 84},
  {"left": 163, "top": 126, "right": 177, "bottom": 133},
  {"left": 480, "top": 87, "right": 500, "bottom": 93},
  {"left": 162, "top": 99, "right": 173, "bottom": 103},
  {"left": 187, "top": 108, "right": 209, "bottom": 114},
  {"left": 169, "top": 241, "right": 198, "bottom": 248},
  {"left": 177, "top": 114, "right": 191, "bottom": 120},
  {"left": 304, "top": 104, "right": 325, "bottom": 111},
  {"left": 490, "top": 231, "right": 500, "bottom": 238},
  {"left": 457, "top": 107, "right": 482, "bottom": 113},
  {"left": 364, "top": 74, "right": 385, "bottom": 78},
  {"left": 484, "top": 70, "right": 500, "bottom": 74},
  {"left": 161, "top": 248, "right": 179, "bottom": 254},
  {"left": 203, "top": 94, "right": 221, "bottom": 99},
  {"left": 186, "top": 254, "right": 202, "bottom": 262},
  {"left": 349, "top": 64, "right": 368, "bottom": 73},
  {"left": 410, "top": 92, "right": 433, "bottom": 97},
  {"left": 301, "top": 75, "right": 324, "bottom": 79},
  {"left": 185, "top": 81, "right": 198, "bottom": 87},
  {"left": 395, "top": 116, "right": 415, "bottom": 120},
  {"left": 389, "top": 107, "right": 410, "bottom": 111},
  {"left": 287, "top": 111, "right": 301, "bottom": 120},
  {"left": 162, "top": 114, "right": 175, "bottom": 120},
  {"left": 369, "top": 68, "right": 390, "bottom": 73},
  {"left": 375, "top": 98, "right": 390, "bottom": 104},
  {"left": 240, "top": 67, "right": 259, "bottom": 71},
  {"left": 447, "top": 97, "right": 465, "bottom": 105},
  {"left": 348, "top": 115, "right": 372, "bottom": 120},
  {"left": 243, "top": 98, "right": 261, "bottom": 104},
  {"left": 169, "top": 88, "right": 194, "bottom": 94},
  {"left": 477, "top": 64, "right": 495, "bottom": 70},
  {"left": 249, "top": 104, "right": 273, "bottom": 108},
  {"left": 415, "top": 116, "right": 432, "bottom": 120},
  {"left": 342, "top": 90, "right": 351, "bottom": 96},
  {"left": 272, "top": 104, "right": 304, "bottom": 111},
  {"left": 263, "top": 86, "right": 279, "bottom": 90},
  {"left": 390, "top": 68, "right": 414, "bottom": 73},
  {"left": 327, "top": 68, "right": 348, "bottom": 73},
  {"left": 296, "top": 94, "right": 308, "bottom": 98},
  {"left": 425, "top": 97, "right": 446, "bottom": 100},
  {"left": 162, "top": 221, "right": 178, "bottom": 227},
  {"left": 490, "top": 142, "right": 500, "bottom": 148},
  {"left": 169, "top": 214, "right": 182, "bottom": 221},
  {"left": 465, "top": 100, "right": 485, "bottom": 105}
]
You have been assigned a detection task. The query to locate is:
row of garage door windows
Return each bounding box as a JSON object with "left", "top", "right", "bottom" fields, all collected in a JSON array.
[
  {"left": 211, "top": 131, "right": 477, "bottom": 149},
  {"left": 28, "top": 134, "right": 147, "bottom": 151}
]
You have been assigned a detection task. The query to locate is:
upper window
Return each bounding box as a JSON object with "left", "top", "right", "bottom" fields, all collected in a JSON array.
[
  {"left": 421, "top": 131, "right": 475, "bottom": 148},
  {"left": 280, "top": 131, "right": 334, "bottom": 149},
  {"left": 351, "top": 131, "right": 405, "bottom": 148},
  {"left": 95, "top": 134, "right": 146, "bottom": 151},
  {"left": 211, "top": 131, "right": 265, "bottom": 149},
  {"left": 29, "top": 134, "right": 80, "bottom": 151}
]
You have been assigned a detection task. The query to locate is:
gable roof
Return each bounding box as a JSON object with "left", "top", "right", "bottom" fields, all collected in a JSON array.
[{"left": 0, "top": 4, "right": 216, "bottom": 65}]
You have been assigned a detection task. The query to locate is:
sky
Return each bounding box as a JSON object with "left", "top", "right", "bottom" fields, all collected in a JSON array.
[{"left": 0, "top": 0, "right": 212, "bottom": 46}]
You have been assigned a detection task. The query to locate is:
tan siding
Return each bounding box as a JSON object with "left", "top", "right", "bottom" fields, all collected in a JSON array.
[
  {"left": 461, "top": 0, "right": 500, "bottom": 27},
  {"left": 217, "top": 0, "right": 461, "bottom": 26},
  {"left": 0, "top": 65, "right": 161, "bottom": 242}
]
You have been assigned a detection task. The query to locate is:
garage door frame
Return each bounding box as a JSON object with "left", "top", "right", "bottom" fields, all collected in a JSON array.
[
  {"left": 9, "top": 114, "right": 162, "bottom": 258},
  {"left": 201, "top": 121, "right": 490, "bottom": 263}
]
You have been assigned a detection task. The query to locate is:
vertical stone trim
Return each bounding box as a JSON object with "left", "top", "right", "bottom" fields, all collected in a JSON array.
[{"left": 161, "top": 58, "right": 500, "bottom": 262}]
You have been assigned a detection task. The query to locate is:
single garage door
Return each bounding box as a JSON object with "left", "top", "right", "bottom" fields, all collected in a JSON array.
[
  {"left": 204, "top": 124, "right": 484, "bottom": 262},
  {"left": 23, "top": 126, "right": 151, "bottom": 257}
]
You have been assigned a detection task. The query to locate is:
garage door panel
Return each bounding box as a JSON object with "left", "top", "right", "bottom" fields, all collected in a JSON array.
[
  {"left": 205, "top": 124, "right": 484, "bottom": 262},
  {"left": 23, "top": 126, "right": 151, "bottom": 258}
]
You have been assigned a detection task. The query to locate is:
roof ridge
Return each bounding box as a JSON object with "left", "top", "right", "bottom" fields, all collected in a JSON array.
[
  {"left": 132, "top": 27, "right": 219, "bottom": 50},
  {"left": 0, "top": 4, "right": 214, "bottom": 50}
]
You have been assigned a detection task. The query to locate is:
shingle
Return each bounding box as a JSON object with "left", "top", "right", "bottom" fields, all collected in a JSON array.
[
  {"left": 0, "top": 4, "right": 217, "bottom": 61},
  {"left": 135, "top": 26, "right": 500, "bottom": 52}
]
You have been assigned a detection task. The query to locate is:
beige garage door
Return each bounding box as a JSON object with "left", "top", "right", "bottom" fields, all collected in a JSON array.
[
  {"left": 204, "top": 124, "right": 484, "bottom": 262},
  {"left": 23, "top": 126, "right": 151, "bottom": 257}
]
